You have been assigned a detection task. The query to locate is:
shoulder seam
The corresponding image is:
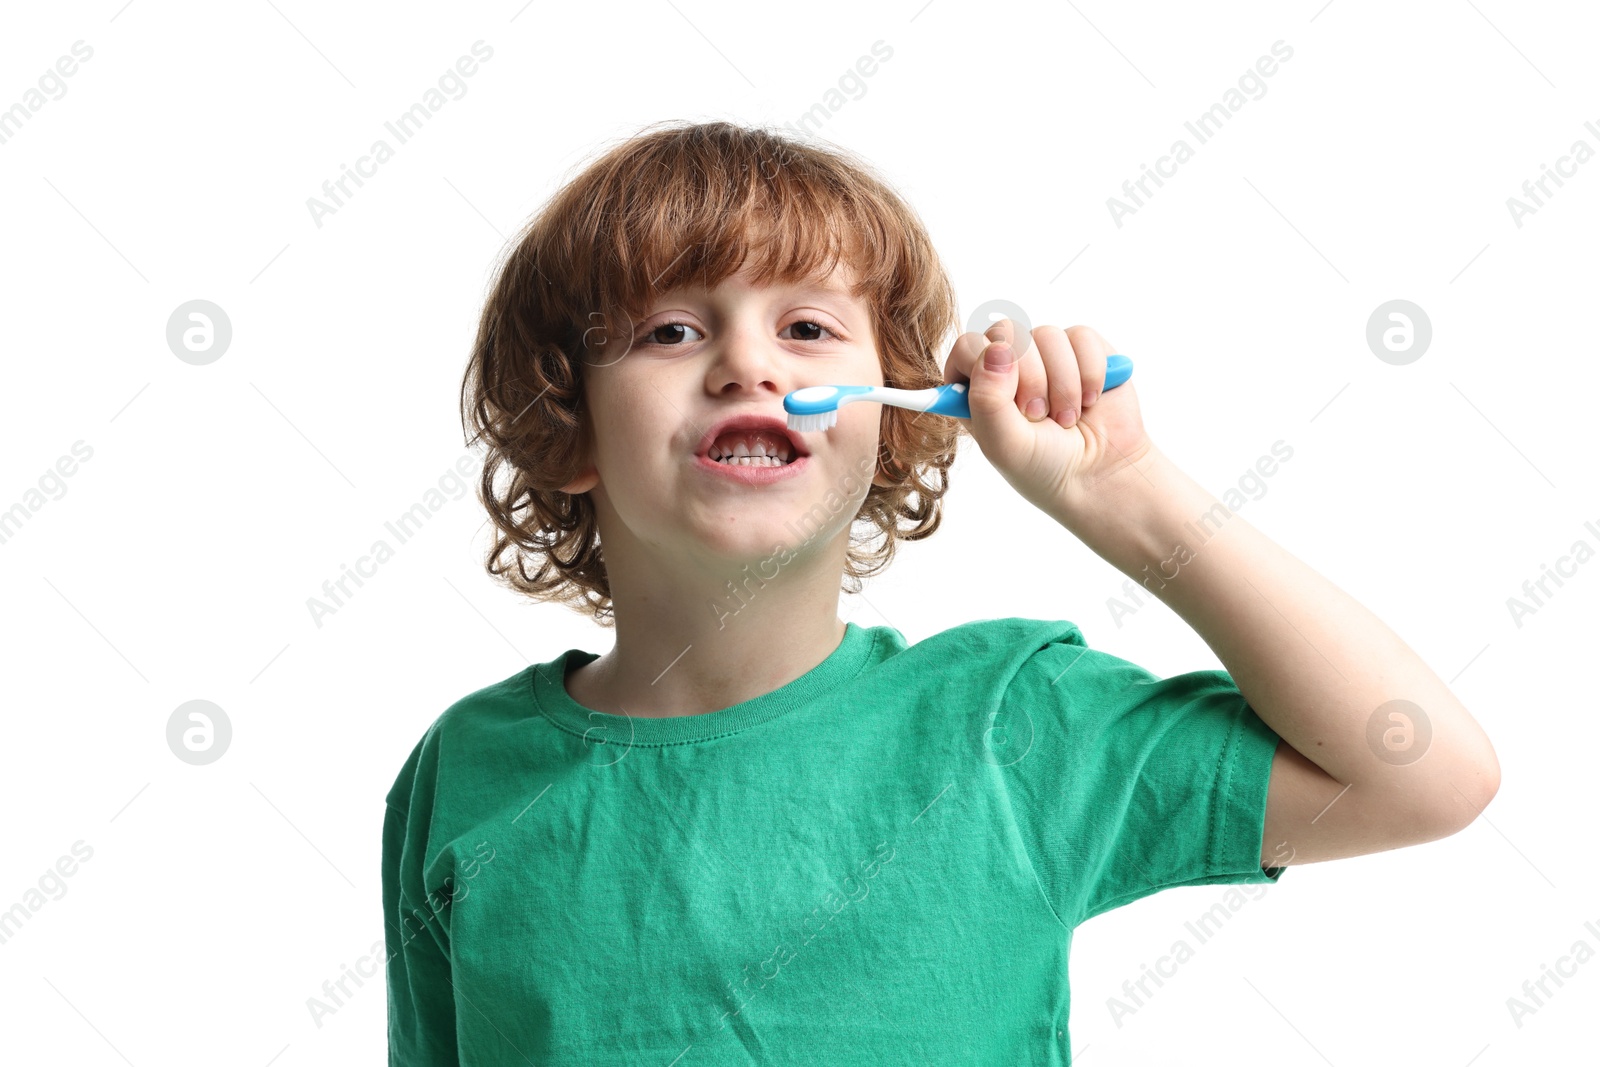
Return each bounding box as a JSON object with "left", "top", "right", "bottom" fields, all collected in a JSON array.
[
  {"left": 1001, "top": 623, "right": 1086, "bottom": 934},
  {"left": 1207, "top": 688, "right": 1249, "bottom": 876}
]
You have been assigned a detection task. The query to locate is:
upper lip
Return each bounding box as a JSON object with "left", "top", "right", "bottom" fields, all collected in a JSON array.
[{"left": 695, "top": 413, "right": 811, "bottom": 459}]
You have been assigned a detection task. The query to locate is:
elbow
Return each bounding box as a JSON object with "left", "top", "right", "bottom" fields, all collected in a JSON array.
[
  {"left": 1469, "top": 732, "right": 1502, "bottom": 812},
  {"left": 1439, "top": 711, "right": 1503, "bottom": 832},
  {"left": 1475, "top": 756, "right": 1502, "bottom": 819},
  {"left": 1480, "top": 748, "right": 1502, "bottom": 805},
  {"left": 1435, "top": 753, "right": 1501, "bottom": 836}
]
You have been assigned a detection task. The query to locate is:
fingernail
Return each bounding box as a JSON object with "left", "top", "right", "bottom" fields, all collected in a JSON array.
[
  {"left": 1084, "top": 389, "right": 1100, "bottom": 408},
  {"left": 1024, "top": 397, "right": 1047, "bottom": 420},
  {"left": 1061, "top": 407, "right": 1078, "bottom": 427},
  {"left": 985, "top": 343, "right": 1014, "bottom": 370}
]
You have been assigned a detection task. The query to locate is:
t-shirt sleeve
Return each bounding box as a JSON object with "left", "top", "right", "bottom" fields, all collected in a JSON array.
[
  {"left": 991, "top": 621, "right": 1287, "bottom": 928},
  {"left": 382, "top": 731, "right": 461, "bottom": 1065}
]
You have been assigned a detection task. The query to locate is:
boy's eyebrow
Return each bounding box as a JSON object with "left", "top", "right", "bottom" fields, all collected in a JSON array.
[
  {"left": 779, "top": 277, "right": 870, "bottom": 309},
  {"left": 794, "top": 281, "right": 858, "bottom": 300},
  {"left": 787, "top": 276, "right": 850, "bottom": 293},
  {"left": 646, "top": 278, "right": 864, "bottom": 309}
]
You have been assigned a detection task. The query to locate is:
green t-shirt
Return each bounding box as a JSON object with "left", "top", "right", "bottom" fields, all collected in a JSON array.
[{"left": 383, "top": 616, "right": 1286, "bottom": 1065}]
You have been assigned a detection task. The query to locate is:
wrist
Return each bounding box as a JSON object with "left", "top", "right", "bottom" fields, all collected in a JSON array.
[
  {"left": 1049, "top": 446, "right": 1215, "bottom": 579},
  {"left": 1048, "top": 441, "right": 1168, "bottom": 537}
]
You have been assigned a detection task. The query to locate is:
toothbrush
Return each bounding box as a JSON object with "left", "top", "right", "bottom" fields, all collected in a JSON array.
[{"left": 784, "top": 353, "right": 1133, "bottom": 433}]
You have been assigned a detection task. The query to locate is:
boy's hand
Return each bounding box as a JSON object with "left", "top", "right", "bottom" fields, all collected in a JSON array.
[{"left": 942, "top": 320, "right": 1155, "bottom": 521}]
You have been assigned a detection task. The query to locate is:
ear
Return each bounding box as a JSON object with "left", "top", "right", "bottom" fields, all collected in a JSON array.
[
  {"left": 561, "top": 466, "right": 599, "bottom": 494},
  {"left": 561, "top": 416, "right": 598, "bottom": 494}
]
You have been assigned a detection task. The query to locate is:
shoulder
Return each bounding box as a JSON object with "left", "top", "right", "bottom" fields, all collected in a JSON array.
[
  {"left": 849, "top": 617, "right": 1102, "bottom": 726},
  {"left": 900, "top": 616, "right": 1092, "bottom": 678},
  {"left": 902, "top": 615, "right": 1087, "bottom": 652},
  {"left": 383, "top": 662, "right": 548, "bottom": 813}
]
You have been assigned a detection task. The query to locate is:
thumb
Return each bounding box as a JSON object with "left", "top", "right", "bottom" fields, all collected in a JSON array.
[{"left": 965, "top": 342, "right": 1033, "bottom": 461}]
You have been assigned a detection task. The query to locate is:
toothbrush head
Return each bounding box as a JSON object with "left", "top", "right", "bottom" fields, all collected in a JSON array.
[
  {"left": 784, "top": 384, "right": 852, "bottom": 433},
  {"left": 787, "top": 410, "right": 838, "bottom": 433}
]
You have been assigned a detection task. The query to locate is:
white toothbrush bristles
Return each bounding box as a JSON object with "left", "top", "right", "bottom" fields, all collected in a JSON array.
[{"left": 787, "top": 410, "right": 839, "bottom": 433}]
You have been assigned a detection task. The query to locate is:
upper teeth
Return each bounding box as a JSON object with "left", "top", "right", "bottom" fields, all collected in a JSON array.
[{"left": 710, "top": 433, "right": 794, "bottom": 463}]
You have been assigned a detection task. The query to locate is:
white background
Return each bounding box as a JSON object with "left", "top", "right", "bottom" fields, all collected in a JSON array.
[{"left": 2, "top": 0, "right": 1596, "bottom": 1063}]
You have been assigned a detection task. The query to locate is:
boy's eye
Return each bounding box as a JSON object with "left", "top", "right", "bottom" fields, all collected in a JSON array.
[
  {"left": 785, "top": 321, "right": 834, "bottom": 342},
  {"left": 638, "top": 322, "right": 705, "bottom": 346},
  {"left": 633, "top": 319, "right": 839, "bottom": 348}
]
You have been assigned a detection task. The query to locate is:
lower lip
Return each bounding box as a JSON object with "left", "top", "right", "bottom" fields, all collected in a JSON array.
[{"left": 695, "top": 453, "right": 810, "bottom": 485}]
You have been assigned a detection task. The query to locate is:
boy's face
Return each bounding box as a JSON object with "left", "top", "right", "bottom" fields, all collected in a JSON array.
[{"left": 561, "top": 260, "right": 892, "bottom": 572}]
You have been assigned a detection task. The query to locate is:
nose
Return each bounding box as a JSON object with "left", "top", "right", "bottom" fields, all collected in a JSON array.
[{"left": 705, "top": 320, "right": 789, "bottom": 399}]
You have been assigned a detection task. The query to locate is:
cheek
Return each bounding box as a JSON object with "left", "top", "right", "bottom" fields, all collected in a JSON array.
[
  {"left": 601, "top": 391, "right": 675, "bottom": 476},
  {"left": 588, "top": 381, "right": 657, "bottom": 472},
  {"left": 596, "top": 428, "right": 651, "bottom": 480},
  {"left": 834, "top": 410, "right": 883, "bottom": 486}
]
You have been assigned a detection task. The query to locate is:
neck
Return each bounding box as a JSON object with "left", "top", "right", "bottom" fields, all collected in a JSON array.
[{"left": 566, "top": 529, "right": 852, "bottom": 719}]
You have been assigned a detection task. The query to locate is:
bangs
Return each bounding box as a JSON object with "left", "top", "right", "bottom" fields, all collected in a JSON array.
[{"left": 577, "top": 127, "right": 894, "bottom": 351}]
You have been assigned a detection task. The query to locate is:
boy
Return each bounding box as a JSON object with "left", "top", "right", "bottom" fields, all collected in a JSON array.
[{"left": 383, "top": 120, "right": 1500, "bottom": 1065}]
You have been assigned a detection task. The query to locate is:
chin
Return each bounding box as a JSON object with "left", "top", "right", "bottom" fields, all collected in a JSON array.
[{"left": 698, "top": 521, "right": 803, "bottom": 557}]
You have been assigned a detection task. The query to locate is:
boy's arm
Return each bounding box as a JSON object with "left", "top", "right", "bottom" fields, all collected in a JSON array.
[
  {"left": 1051, "top": 445, "right": 1501, "bottom": 867},
  {"left": 383, "top": 797, "right": 461, "bottom": 1064}
]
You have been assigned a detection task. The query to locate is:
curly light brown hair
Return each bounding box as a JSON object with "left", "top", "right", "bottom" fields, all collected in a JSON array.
[{"left": 460, "top": 119, "right": 963, "bottom": 626}]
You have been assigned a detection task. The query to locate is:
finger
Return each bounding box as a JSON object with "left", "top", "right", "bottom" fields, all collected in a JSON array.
[
  {"left": 982, "top": 317, "right": 1018, "bottom": 354},
  {"left": 942, "top": 329, "right": 989, "bottom": 386},
  {"left": 1066, "top": 325, "right": 1116, "bottom": 409},
  {"left": 1012, "top": 330, "right": 1049, "bottom": 422},
  {"left": 1030, "top": 325, "right": 1081, "bottom": 426},
  {"left": 966, "top": 338, "right": 1034, "bottom": 460}
]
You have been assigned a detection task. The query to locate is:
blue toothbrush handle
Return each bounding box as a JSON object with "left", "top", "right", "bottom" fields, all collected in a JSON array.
[
  {"left": 1103, "top": 353, "right": 1133, "bottom": 391},
  {"left": 929, "top": 353, "right": 1133, "bottom": 419}
]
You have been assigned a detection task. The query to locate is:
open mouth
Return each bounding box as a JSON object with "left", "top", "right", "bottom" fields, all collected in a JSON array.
[{"left": 707, "top": 430, "right": 797, "bottom": 468}]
